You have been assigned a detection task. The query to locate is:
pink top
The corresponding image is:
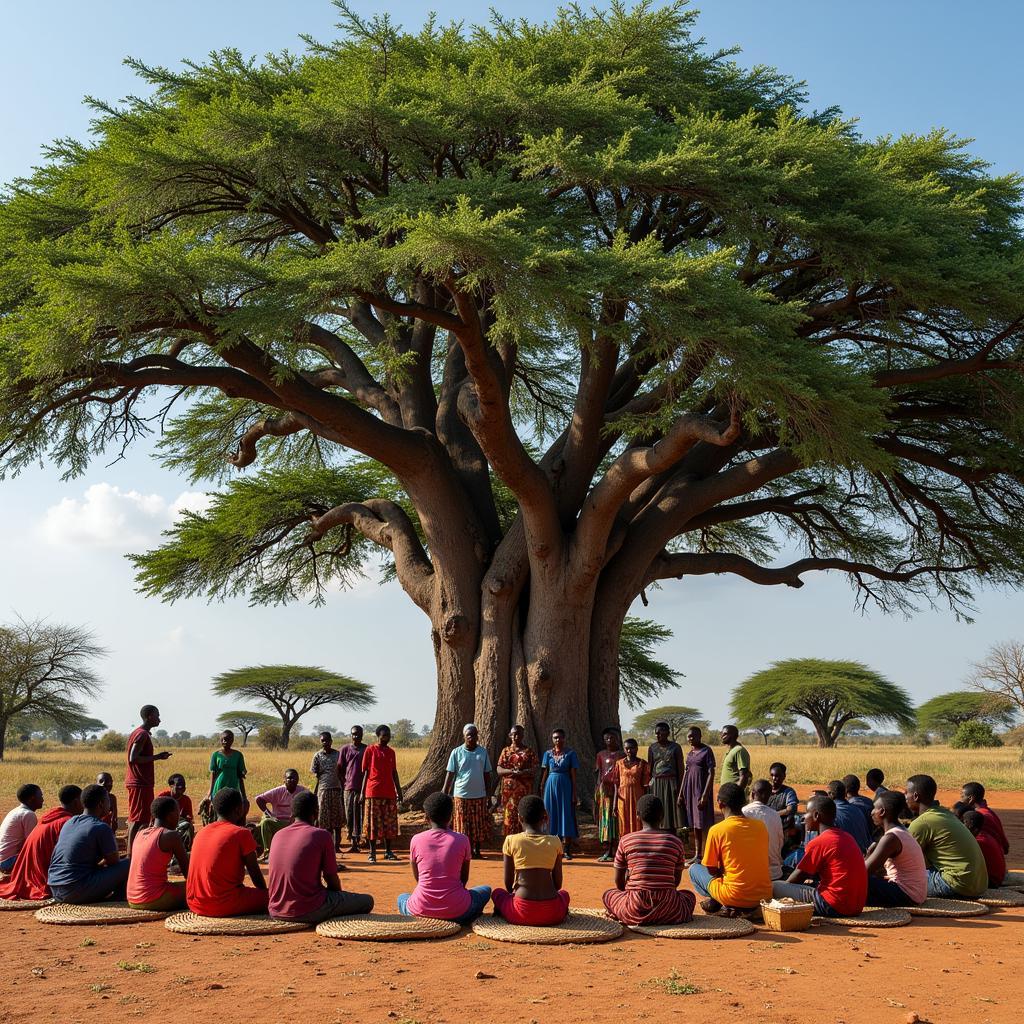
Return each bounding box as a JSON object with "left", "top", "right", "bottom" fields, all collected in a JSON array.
[
  {"left": 267, "top": 821, "right": 336, "bottom": 919},
  {"left": 406, "top": 828, "right": 472, "bottom": 919},
  {"left": 127, "top": 826, "right": 173, "bottom": 905},
  {"left": 884, "top": 825, "right": 928, "bottom": 904}
]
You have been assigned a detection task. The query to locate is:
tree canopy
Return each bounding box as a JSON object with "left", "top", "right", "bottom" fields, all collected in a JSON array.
[
  {"left": 632, "top": 704, "right": 708, "bottom": 742},
  {"left": 617, "top": 618, "right": 682, "bottom": 710},
  {"left": 212, "top": 665, "right": 373, "bottom": 748},
  {"left": 916, "top": 690, "right": 1016, "bottom": 738},
  {"left": 215, "top": 709, "right": 279, "bottom": 745},
  {"left": 730, "top": 657, "right": 915, "bottom": 747}
]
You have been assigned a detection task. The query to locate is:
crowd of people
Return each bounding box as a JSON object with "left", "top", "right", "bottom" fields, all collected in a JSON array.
[{"left": 0, "top": 708, "right": 1013, "bottom": 932}]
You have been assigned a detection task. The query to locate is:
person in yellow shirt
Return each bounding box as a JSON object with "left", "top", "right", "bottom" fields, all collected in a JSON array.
[{"left": 688, "top": 782, "right": 772, "bottom": 915}]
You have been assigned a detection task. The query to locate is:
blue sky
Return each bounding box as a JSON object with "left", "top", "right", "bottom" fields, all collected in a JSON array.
[{"left": 1, "top": 1, "right": 1022, "bottom": 737}]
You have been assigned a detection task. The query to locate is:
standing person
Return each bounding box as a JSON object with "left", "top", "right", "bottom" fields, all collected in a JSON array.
[
  {"left": 0, "top": 784, "right": 43, "bottom": 872},
  {"left": 612, "top": 738, "right": 652, "bottom": 837},
  {"left": 444, "top": 724, "right": 493, "bottom": 858},
  {"left": 255, "top": 769, "right": 308, "bottom": 861},
  {"left": 826, "top": 780, "right": 871, "bottom": 853},
  {"left": 719, "top": 725, "right": 752, "bottom": 794},
  {"left": 743, "top": 779, "right": 785, "bottom": 880},
  {"left": 843, "top": 775, "right": 874, "bottom": 828},
  {"left": 126, "top": 705, "right": 171, "bottom": 855},
  {"left": 538, "top": 729, "right": 579, "bottom": 859},
  {"left": 96, "top": 773, "right": 119, "bottom": 834},
  {"left": 594, "top": 728, "right": 625, "bottom": 862},
  {"left": 647, "top": 723, "right": 685, "bottom": 836},
  {"left": 0, "top": 786, "right": 82, "bottom": 902},
  {"left": 863, "top": 790, "right": 927, "bottom": 907},
  {"left": 127, "top": 795, "right": 190, "bottom": 911},
  {"left": 157, "top": 773, "right": 195, "bottom": 852},
  {"left": 48, "top": 784, "right": 129, "bottom": 905},
  {"left": 208, "top": 730, "right": 248, "bottom": 809},
  {"left": 186, "top": 787, "right": 268, "bottom": 917},
  {"left": 678, "top": 726, "right": 716, "bottom": 864},
  {"left": 905, "top": 774, "right": 988, "bottom": 899},
  {"left": 311, "top": 732, "right": 344, "bottom": 852},
  {"left": 268, "top": 791, "right": 373, "bottom": 924},
  {"left": 960, "top": 782, "right": 1010, "bottom": 854},
  {"left": 963, "top": 810, "right": 1006, "bottom": 887},
  {"left": 496, "top": 724, "right": 537, "bottom": 836},
  {"left": 360, "top": 725, "right": 403, "bottom": 863},
  {"left": 339, "top": 726, "right": 368, "bottom": 853}
]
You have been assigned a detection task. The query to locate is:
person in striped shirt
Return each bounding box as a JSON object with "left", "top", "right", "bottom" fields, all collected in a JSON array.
[{"left": 602, "top": 793, "right": 695, "bottom": 926}]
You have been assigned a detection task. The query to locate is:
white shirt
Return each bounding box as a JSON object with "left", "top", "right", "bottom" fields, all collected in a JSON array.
[
  {"left": 743, "top": 800, "right": 784, "bottom": 879},
  {"left": 0, "top": 804, "right": 38, "bottom": 863}
]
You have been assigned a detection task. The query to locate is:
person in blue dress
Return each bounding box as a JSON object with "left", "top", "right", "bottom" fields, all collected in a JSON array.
[{"left": 539, "top": 729, "right": 579, "bottom": 859}]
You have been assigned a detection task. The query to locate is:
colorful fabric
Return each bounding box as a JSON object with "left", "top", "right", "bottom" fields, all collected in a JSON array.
[
  {"left": 317, "top": 787, "right": 345, "bottom": 831},
  {"left": 256, "top": 784, "right": 308, "bottom": 821},
  {"left": 976, "top": 802, "right": 1010, "bottom": 854},
  {"left": 340, "top": 741, "right": 367, "bottom": 792},
  {"left": 47, "top": 815, "right": 119, "bottom": 900},
  {"left": 595, "top": 787, "right": 618, "bottom": 843},
  {"left": 682, "top": 744, "right": 716, "bottom": 831},
  {"left": 492, "top": 887, "right": 570, "bottom": 926},
  {"left": 363, "top": 797, "right": 399, "bottom": 841},
  {"left": 209, "top": 749, "right": 246, "bottom": 794},
  {"left": 452, "top": 796, "right": 492, "bottom": 846},
  {"left": 311, "top": 749, "right": 343, "bottom": 790},
  {"left": 0, "top": 807, "right": 71, "bottom": 901},
  {"left": 908, "top": 803, "right": 988, "bottom": 898},
  {"left": 156, "top": 789, "right": 194, "bottom": 821},
  {"left": 798, "top": 827, "right": 867, "bottom": 917},
  {"left": 742, "top": 801, "right": 784, "bottom": 879},
  {"left": 186, "top": 820, "right": 265, "bottom": 917},
  {"left": 502, "top": 831, "right": 562, "bottom": 871},
  {"left": 125, "top": 726, "right": 154, "bottom": 788},
  {"left": 127, "top": 826, "right": 174, "bottom": 906},
  {"left": 497, "top": 745, "right": 537, "bottom": 835},
  {"left": 596, "top": 749, "right": 625, "bottom": 791},
  {"left": 613, "top": 757, "right": 651, "bottom": 836},
  {"left": 447, "top": 744, "right": 493, "bottom": 799},
  {"left": 975, "top": 829, "right": 1006, "bottom": 887},
  {"left": 702, "top": 814, "right": 772, "bottom": 909},
  {"left": 406, "top": 827, "right": 472, "bottom": 919},
  {"left": 126, "top": 785, "right": 154, "bottom": 825},
  {"left": 267, "top": 820, "right": 337, "bottom": 919},
  {"left": 603, "top": 829, "right": 693, "bottom": 925},
  {"left": 0, "top": 805, "right": 37, "bottom": 865},
  {"left": 882, "top": 825, "right": 928, "bottom": 905},
  {"left": 719, "top": 743, "right": 750, "bottom": 786},
  {"left": 541, "top": 748, "right": 579, "bottom": 838},
  {"left": 362, "top": 744, "right": 398, "bottom": 799}
]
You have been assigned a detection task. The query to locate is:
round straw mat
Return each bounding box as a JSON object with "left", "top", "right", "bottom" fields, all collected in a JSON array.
[
  {"left": 1001, "top": 870, "right": 1024, "bottom": 891},
  {"left": 316, "top": 914, "right": 460, "bottom": 941},
  {"left": 812, "top": 907, "right": 912, "bottom": 928},
  {"left": 977, "top": 888, "right": 1024, "bottom": 908},
  {"left": 35, "top": 902, "right": 170, "bottom": 925},
  {"left": 471, "top": 912, "right": 623, "bottom": 945},
  {"left": 164, "top": 912, "right": 310, "bottom": 935},
  {"left": 629, "top": 915, "right": 755, "bottom": 939},
  {"left": 907, "top": 898, "right": 989, "bottom": 918},
  {"left": 0, "top": 897, "right": 53, "bottom": 912}
]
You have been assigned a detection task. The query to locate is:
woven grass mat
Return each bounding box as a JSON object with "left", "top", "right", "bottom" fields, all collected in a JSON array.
[
  {"left": 812, "top": 907, "right": 912, "bottom": 928},
  {"left": 316, "top": 914, "right": 460, "bottom": 941},
  {"left": 35, "top": 902, "right": 169, "bottom": 925},
  {"left": 0, "top": 897, "right": 53, "bottom": 912},
  {"left": 977, "top": 888, "right": 1024, "bottom": 908},
  {"left": 1002, "top": 870, "right": 1024, "bottom": 891},
  {"left": 472, "top": 911, "right": 623, "bottom": 945},
  {"left": 629, "top": 915, "right": 755, "bottom": 939},
  {"left": 164, "top": 912, "right": 310, "bottom": 935},
  {"left": 907, "top": 898, "right": 989, "bottom": 918}
]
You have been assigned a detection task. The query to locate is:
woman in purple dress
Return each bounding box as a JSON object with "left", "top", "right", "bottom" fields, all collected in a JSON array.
[{"left": 678, "top": 726, "right": 716, "bottom": 863}]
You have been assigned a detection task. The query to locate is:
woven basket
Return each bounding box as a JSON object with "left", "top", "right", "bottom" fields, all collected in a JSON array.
[
  {"left": 35, "top": 902, "right": 170, "bottom": 925},
  {"left": 759, "top": 900, "right": 814, "bottom": 932},
  {"left": 1002, "top": 870, "right": 1024, "bottom": 892},
  {"left": 976, "top": 888, "right": 1024, "bottom": 908},
  {"left": 813, "top": 907, "right": 912, "bottom": 928},
  {"left": 471, "top": 911, "right": 623, "bottom": 945},
  {"left": 908, "top": 898, "right": 989, "bottom": 918},
  {"left": 629, "top": 915, "right": 755, "bottom": 939},
  {"left": 0, "top": 897, "right": 53, "bottom": 912},
  {"left": 164, "top": 912, "right": 310, "bottom": 935},
  {"left": 316, "top": 914, "right": 460, "bottom": 941}
]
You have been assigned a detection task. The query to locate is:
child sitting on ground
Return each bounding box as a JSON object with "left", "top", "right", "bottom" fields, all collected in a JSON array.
[
  {"left": 397, "top": 791, "right": 492, "bottom": 923},
  {"left": 127, "top": 795, "right": 190, "bottom": 911},
  {"left": 963, "top": 809, "right": 1005, "bottom": 887},
  {"left": 492, "top": 795, "right": 569, "bottom": 926}
]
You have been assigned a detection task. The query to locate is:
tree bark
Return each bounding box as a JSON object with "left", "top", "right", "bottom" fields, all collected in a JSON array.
[{"left": 0, "top": 717, "right": 7, "bottom": 761}]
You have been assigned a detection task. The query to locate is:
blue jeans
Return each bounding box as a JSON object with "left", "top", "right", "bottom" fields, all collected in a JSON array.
[
  {"left": 926, "top": 869, "right": 958, "bottom": 899},
  {"left": 867, "top": 875, "right": 917, "bottom": 907},
  {"left": 51, "top": 860, "right": 130, "bottom": 904},
  {"left": 688, "top": 864, "right": 759, "bottom": 910},
  {"left": 0, "top": 856, "right": 16, "bottom": 872},
  {"left": 397, "top": 885, "right": 492, "bottom": 924},
  {"left": 770, "top": 880, "right": 836, "bottom": 917}
]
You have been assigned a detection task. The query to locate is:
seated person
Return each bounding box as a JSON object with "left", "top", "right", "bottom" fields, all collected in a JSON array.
[
  {"left": 268, "top": 791, "right": 373, "bottom": 923},
  {"left": 186, "top": 787, "right": 268, "bottom": 917},
  {"left": 96, "top": 773, "right": 119, "bottom": 834},
  {"left": 127, "top": 796, "right": 190, "bottom": 911},
  {"left": 602, "top": 793, "right": 694, "bottom": 926},
  {"left": 157, "top": 774, "right": 195, "bottom": 851},
  {"left": 963, "top": 809, "right": 1005, "bottom": 887},
  {"left": 689, "top": 783, "right": 772, "bottom": 915},
  {"left": 960, "top": 782, "right": 1009, "bottom": 855},
  {"left": 865, "top": 768, "right": 888, "bottom": 796},
  {"left": 906, "top": 774, "right": 988, "bottom": 899},
  {"left": 48, "top": 783, "right": 129, "bottom": 905},
  {"left": 772, "top": 795, "right": 867, "bottom": 918},
  {"left": 826, "top": 780, "right": 870, "bottom": 853},
  {"left": 842, "top": 774, "right": 874, "bottom": 828},
  {"left": 0, "top": 786, "right": 82, "bottom": 901},
  {"left": 767, "top": 763, "right": 799, "bottom": 831},
  {"left": 0, "top": 784, "right": 43, "bottom": 872},
  {"left": 743, "top": 780, "right": 785, "bottom": 880},
  {"left": 492, "top": 795, "right": 569, "bottom": 926},
  {"left": 255, "top": 769, "right": 307, "bottom": 861},
  {"left": 864, "top": 790, "right": 927, "bottom": 906},
  {"left": 397, "top": 791, "right": 491, "bottom": 923}
]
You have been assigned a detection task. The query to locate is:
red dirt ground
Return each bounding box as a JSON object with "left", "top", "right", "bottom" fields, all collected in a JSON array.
[{"left": 1, "top": 788, "right": 1022, "bottom": 1024}]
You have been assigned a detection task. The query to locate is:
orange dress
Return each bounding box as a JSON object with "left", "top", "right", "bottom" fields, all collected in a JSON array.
[{"left": 613, "top": 758, "right": 652, "bottom": 836}]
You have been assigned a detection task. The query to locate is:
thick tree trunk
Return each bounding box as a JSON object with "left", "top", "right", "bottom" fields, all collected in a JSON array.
[
  {"left": 0, "top": 717, "right": 7, "bottom": 761},
  {"left": 280, "top": 717, "right": 294, "bottom": 749}
]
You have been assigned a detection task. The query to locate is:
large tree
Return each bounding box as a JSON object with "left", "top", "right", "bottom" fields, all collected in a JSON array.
[
  {"left": 731, "top": 658, "right": 915, "bottom": 747},
  {"left": 215, "top": 709, "right": 279, "bottom": 746},
  {"left": 916, "top": 690, "right": 1016, "bottom": 739},
  {"left": 632, "top": 705, "right": 708, "bottom": 743},
  {"left": 968, "top": 641, "right": 1024, "bottom": 720},
  {"left": 2, "top": 5, "right": 1024, "bottom": 799}
]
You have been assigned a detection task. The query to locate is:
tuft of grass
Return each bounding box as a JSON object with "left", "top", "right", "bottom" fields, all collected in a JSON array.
[
  {"left": 89, "top": 983, "right": 113, "bottom": 993},
  {"left": 116, "top": 961, "right": 155, "bottom": 974},
  {"left": 647, "top": 970, "right": 701, "bottom": 996},
  {"left": 79, "top": 939, "right": 96, "bottom": 947}
]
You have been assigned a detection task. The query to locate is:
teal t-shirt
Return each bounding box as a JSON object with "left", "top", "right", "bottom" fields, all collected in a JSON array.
[
  {"left": 210, "top": 749, "right": 246, "bottom": 794},
  {"left": 446, "top": 744, "right": 493, "bottom": 799}
]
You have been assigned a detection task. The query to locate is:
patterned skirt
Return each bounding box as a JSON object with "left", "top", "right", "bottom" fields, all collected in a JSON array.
[
  {"left": 595, "top": 787, "right": 619, "bottom": 843},
  {"left": 363, "top": 797, "right": 399, "bottom": 841},
  {"left": 452, "top": 797, "right": 492, "bottom": 847},
  {"left": 501, "top": 779, "right": 531, "bottom": 835},
  {"left": 318, "top": 787, "right": 345, "bottom": 830},
  {"left": 603, "top": 886, "right": 696, "bottom": 926}
]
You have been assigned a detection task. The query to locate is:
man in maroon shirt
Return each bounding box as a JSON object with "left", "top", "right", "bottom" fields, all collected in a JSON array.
[
  {"left": 961, "top": 782, "right": 1010, "bottom": 854},
  {"left": 126, "top": 705, "right": 171, "bottom": 854}
]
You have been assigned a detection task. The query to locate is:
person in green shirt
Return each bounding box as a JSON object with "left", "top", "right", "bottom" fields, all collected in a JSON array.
[
  {"left": 719, "top": 725, "right": 752, "bottom": 792},
  {"left": 208, "top": 730, "right": 248, "bottom": 809},
  {"left": 905, "top": 774, "right": 987, "bottom": 899}
]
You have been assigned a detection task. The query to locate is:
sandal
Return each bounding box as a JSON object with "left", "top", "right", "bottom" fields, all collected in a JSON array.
[{"left": 383, "top": 851, "right": 399, "bottom": 861}]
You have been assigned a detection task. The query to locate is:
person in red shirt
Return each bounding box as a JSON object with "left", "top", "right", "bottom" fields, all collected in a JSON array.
[
  {"left": 186, "top": 787, "right": 268, "bottom": 917},
  {"left": 770, "top": 795, "right": 868, "bottom": 918},
  {"left": 0, "top": 786, "right": 83, "bottom": 902},
  {"left": 126, "top": 705, "right": 172, "bottom": 854},
  {"left": 961, "top": 782, "right": 1010, "bottom": 855},
  {"left": 963, "top": 809, "right": 1005, "bottom": 886},
  {"left": 157, "top": 773, "right": 195, "bottom": 854},
  {"left": 359, "top": 724, "right": 403, "bottom": 863}
]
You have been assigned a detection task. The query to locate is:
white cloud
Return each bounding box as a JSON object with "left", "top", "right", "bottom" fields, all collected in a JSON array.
[{"left": 36, "top": 482, "right": 213, "bottom": 550}]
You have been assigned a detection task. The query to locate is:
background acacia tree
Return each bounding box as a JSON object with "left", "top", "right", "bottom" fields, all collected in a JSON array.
[
  {"left": 731, "top": 658, "right": 915, "bottom": 748},
  {"left": 212, "top": 665, "right": 373, "bottom": 749},
  {"left": 3, "top": 4, "right": 1024, "bottom": 799},
  {"left": 215, "top": 709, "right": 279, "bottom": 746},
  {"left": 916, "top": 690, "right": 1016, "bottom": 739},
  {"left": 632, "top": 705, "right": 708, "bottom": 743},
  {"left": 741, "top": 710, "right": 798, "bottom": 746}
]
